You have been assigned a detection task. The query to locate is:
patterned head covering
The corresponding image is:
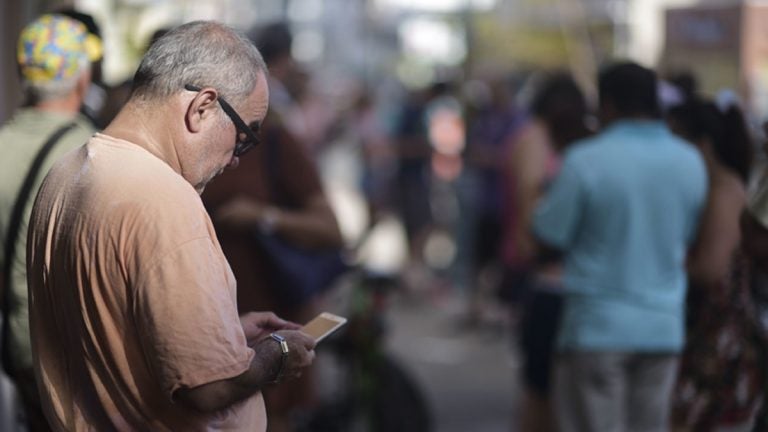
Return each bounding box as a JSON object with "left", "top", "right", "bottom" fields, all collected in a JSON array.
[{"left": 17, "top": 14, "right": 103, "bottom": 84}]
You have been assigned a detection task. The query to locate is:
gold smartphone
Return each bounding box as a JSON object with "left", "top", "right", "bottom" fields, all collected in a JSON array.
[{"left": 302, "top": 312, "right": 347, "bottom": 343}]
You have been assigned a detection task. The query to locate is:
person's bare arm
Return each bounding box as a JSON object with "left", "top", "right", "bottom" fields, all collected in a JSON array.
[
  {"left": 687, "top": 177, "right": 745, "bottom": 286},
  {"left": 215, "top": 193, "right": 342, "bottom": 250},
  {"left": 509, "top": 122, "right": 550, "bottom": 262},
  {"left": 175, "top": 329, "right": 315, "bottom": 413},
  {"left": 263, "top": 194, "right": 342, "bottom": 249}
]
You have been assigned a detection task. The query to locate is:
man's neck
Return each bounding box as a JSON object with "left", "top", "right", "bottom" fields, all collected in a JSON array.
[{"left": 102, "top": 99, "right": 183, "bottom": 175}]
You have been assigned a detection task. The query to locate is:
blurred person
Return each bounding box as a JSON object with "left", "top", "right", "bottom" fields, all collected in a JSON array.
[
  {"left": 666, "top": 96, "right": 764, "bottom": 430},
  {"left": 462, "top": 75, "right": 525, "bottom": 326},
  {"left": 247, "top": 21, "right": 333, "bottom": 153},
  {"left": 667, "top": 70, "right": 698, "bottom": 102},
  {"left": 424, "top": 81, "right": 467, "bottom": 290},
  {"left": 738, "top": 125, "right": 768, "bottom": 432},
  {"left": 744, "top": 179, "right": 768, "bottom": 265},
  {"left": 743, "top": 122, "right": 768, "bottom": 271},
  {"left": 505, "top": 73, "right": 592, "bottom": 432},
  {"left": 55, "top": 8, "right": 107, "bottom": 129},
  {"left": 392, "top": 87, "right": 436, "bottom": 290},
  {"left": 352, "top": 90, "right": 396, "bottom": 223},
  {"left": 497, "top": 73, "right": 587, "bottom": 313},
  {"left": 203, "top": 22, "right": 343, "bottom": 432},
  {"left": 0, "top": 14, "right": 102, "bottom": 431},
  {"left": 285, "top": 66, "right": 344, "bottom": 155},
  {"left": 533, "top": 62, "right": 708, "bottom": 432},
  {"left": 97, "top": 27, "right": 171, "bottom": 131},
  {"left": 25, "top": 21, "right": 316, "bottom": 431}
]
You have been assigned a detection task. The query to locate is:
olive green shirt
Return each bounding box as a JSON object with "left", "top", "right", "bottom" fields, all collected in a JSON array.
[{"left": 0, "top": 108, "right": 94, "bottom": 373}]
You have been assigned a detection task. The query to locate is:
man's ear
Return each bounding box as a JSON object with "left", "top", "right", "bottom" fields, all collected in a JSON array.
[{"left": 185, "top": 88, "right": 219, "bottom": 133}]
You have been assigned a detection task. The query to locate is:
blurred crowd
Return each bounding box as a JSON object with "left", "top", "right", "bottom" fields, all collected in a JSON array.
[{"left": 3, "top": 6, "right": 768, "bottom": 432}]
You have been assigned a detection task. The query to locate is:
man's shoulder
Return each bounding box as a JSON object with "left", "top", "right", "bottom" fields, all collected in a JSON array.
[
  {"left": 50, "top": 136, "right": 209, "bottom": 241},
  {"left": 60, "top": 134, "right": 200, "bottom": 211},
  {"left": 0, "top": 109, "right": 93, "bottom": 151},
  {"left": 648, "top": 131, "right": 706, "bottom": 175},
  {"left": 560, "top": 134, "right": 604, "bottom": 166}
]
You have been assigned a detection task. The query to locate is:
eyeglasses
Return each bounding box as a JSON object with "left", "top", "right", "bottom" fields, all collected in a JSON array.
[{"left": 184, "top": 84, "right": 260, "bottom": 157}]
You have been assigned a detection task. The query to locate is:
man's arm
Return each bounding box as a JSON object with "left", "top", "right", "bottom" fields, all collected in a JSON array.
[
  {"left": 175, "top": 329, "right": 315, "bottom": 413},
  {"left": 509, "top": 121, "right": 551, "bottom": 263},
  {"left": 215, "top": 194, "right": 342, "bottom": 250},
  {"left": 687, "top": 182, "right": 743, "bottom": 286},
  {"left": 530, "top": 153, "right": 586, "bottom": 256}
]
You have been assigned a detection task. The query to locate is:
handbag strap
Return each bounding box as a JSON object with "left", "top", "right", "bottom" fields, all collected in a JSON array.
[{"left": 1, "top": 121, "right": 76, "bottom": 374}]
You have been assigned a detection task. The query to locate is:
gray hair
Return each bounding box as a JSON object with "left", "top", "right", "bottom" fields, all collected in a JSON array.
[
  {"left": 131, "top": 21, "right": 267, "bottom": 106},
  {"left": 24, "top": 57, "right": 90, "bottom": 103}
]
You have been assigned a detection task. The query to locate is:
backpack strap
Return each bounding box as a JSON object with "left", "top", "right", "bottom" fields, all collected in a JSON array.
[{"left": 1, "top": 121, "right": 77, "bottom": 375}]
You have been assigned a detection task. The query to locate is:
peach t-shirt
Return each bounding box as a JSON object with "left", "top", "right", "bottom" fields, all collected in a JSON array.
[{"left": 26, "top": 134, "right": 266, "bottom": 431}]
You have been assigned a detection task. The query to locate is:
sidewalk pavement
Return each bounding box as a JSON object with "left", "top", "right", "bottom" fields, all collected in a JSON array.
[{"left": 384, "top": 290, "right": 520, "bottom": 432}]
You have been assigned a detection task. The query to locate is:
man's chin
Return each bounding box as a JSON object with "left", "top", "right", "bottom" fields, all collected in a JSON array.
[{"left": 195, "top": 168, "right": 227, "bottom": 193}]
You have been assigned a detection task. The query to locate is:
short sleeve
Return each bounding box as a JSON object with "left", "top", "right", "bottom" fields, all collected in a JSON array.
[
  {"left": 533, "top": 156, "right": 586, "bottom": 249},
  {"left": 134, "top": 236, "right": 254, "bottom": 398}
]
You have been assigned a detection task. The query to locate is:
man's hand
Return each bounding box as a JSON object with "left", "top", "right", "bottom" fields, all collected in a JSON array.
[
  {"left": 176, "top": 319, "right": 314, "bottom": 414},
  {"left": 263, "top": 330, "right": 316, "bottom": 382},
  {"left": 240, "top": 311, "right": 300, "bottom": 345}
]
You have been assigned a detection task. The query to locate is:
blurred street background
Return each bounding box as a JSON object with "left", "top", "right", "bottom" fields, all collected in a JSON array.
[{"left": 3, "top": 0, "right": 768, "bottom": 431}]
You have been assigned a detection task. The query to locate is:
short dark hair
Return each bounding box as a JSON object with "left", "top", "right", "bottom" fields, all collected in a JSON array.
[
  {"left": 250, "top": 22, "right": 293, "bottom": 65},
  {"left": 667, "top": 97, "right": 753, "bottom": 183},
  {"left": 598, "top": 62, "right": 659, "bottom": 118},
  {"left": 530, "top": 73, "right": 591, "bottom": 149},
  {"left": 56, "top": 7, "right": 101, "bottom": 39}
]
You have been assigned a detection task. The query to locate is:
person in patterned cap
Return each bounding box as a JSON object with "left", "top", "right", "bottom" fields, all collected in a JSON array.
[{"left": 0, "top": 13, "right": 102, "bottom": 432}]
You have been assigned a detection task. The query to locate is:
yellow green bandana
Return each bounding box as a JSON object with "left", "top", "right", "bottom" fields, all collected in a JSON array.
[{"left": 17, "top": 14, "right": 102, "bottom": 84}]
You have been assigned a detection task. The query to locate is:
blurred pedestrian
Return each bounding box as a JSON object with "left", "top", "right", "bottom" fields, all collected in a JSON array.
[
  {"left": 505, "top": 73, "right": 592, "bottom": 432},
  {"left": 462, "top": 75, "right": 523, "bottom": 326},
  {"left": 25, "top": 21, "right": 315, "bottom": 431},
  {"left": 738, "top": 126, "right": 768, "bottom": 431},
  {"left": 55, "top": 8, "right": 108, "bottom": 129},
  {"left": 667, "top": 96, "right": 764, "bottom": 430},
  {"left": 353, "top": 91, "right": 396, "bottom": 223},
  {"left": 391, "top": 85, "right": 441, "bottom": 291},
  {"left": 743, "top": 167, "right": 768, "bottom": 273},
  {"left": 0, "top": 14, "right": 102, "bottom": 431},
  {"left": 533, "top": 62, "right": 708, "bottom": 431},
  {"left": 203, "top": 22, "right": 343, "bottom": 432}
]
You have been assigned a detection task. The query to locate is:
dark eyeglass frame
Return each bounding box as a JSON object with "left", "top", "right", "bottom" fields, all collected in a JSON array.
[{"left": 184, "top": 84, "right": 260, "bottom": 157}]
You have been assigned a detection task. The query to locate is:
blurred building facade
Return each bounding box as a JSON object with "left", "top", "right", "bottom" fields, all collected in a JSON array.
[
  {"left": 2, "top": 0, "right": 768, "bottom": 123},
  {"left": 661, "top": 1, "right": 768, "bottom": 118}
]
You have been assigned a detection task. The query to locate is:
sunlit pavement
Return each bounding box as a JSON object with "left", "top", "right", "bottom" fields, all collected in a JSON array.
[{"left": 385, "top": 291, "right": 520, "bottom": 432}]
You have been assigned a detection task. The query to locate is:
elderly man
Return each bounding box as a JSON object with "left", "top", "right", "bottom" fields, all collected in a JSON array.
[
  {"left": 26, "top": 21, "right": 315, "bottom": 431},
  {"left": 0, "top": 14, "right": 101, "bottom": 431}
]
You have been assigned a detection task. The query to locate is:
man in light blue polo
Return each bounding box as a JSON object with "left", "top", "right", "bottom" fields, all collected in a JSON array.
[{"left": 533, "top": 62, "right": 707, "bottom": 432}]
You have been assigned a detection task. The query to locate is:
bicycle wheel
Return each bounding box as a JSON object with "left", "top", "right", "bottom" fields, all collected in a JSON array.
[{"left": 370, "top": 354, "right": 432, "bottom": 432}]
